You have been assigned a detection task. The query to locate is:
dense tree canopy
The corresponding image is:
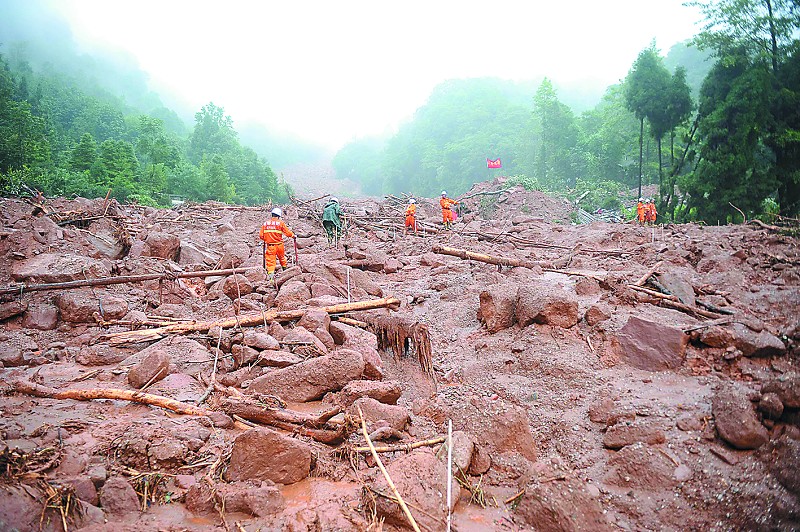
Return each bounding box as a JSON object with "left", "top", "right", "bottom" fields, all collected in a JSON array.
[{"left": 0, "top": 49, "right": 283, "bottom": 206}]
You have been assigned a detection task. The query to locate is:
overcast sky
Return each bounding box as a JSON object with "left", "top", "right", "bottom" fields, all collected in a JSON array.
[{"left": 48, "top": 0, "right": 703, "bottom": 151}]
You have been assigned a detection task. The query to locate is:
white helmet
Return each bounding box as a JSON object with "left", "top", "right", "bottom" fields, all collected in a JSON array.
[
  {"left": 638, "top": 197, "right": 643, "bottom": 202},
  {"left": 331, "top": 197, "right": 339, "bottom": 203},
  {"left": 409, "top": 199, "right": 416, "bottom": 204},
  {"left": 441, "top": 191, "right": 447, "bottom": 196},
  {"left": 271, "top": 207, "right": 282, "bottom": 217}
]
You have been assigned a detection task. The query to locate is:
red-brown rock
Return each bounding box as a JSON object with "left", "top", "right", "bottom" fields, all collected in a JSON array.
[
  {"left": 615, "top": 316, "right": 689, "bottom": 371},
  {"left": 247, "top": 349, "right": 364, "bottom": 401},
  {"left": 143, "top": 231, "right": 180, "bottom": 260},
  {"left": 761, "top": 373, "right": 800, "bottom": 408},
  {"left": 516, "top": 475, "right": 613, "bottom": 531},
  {"left": 517, "top": 284, "right": 579, "bottom": 329},
  {"left": 349, "top": 397, "right": 410, "bottom": 432},
  {"left": 603, "top": 421, "right": 667, "bottom": 449},
  {"left": 225, "top": 428, "right": 312, "bottom": 484},
  {"left": 98, "top": 476, "right": 140, "bottom": 515},
  {"left": 477, "top": 284, "right": 516, "bottom": 333},
  {"left": 22, "top": 303, "right": 59, "bottom": 330},
  {"left": 221, "top": 274, "right": 253, "bottom": 300},
  {"left": 368, "top": 449, "right": 457, "bottom": 531},
  {"left": 275, "top": 280, "right": 312, "bottom": 310},
  {"left": 12, "top": 253, "right": 110, "bottom": 283},
  {"left": 328, "top": 380, "right": 403, "bottom": 407},
  {"left": 127, "top": 350, "right": 171, "bottom": 389},
  {"left": 54, "top": 290, "right": 128, "bottom": 323},
  {"left": 712, "top": 384, "right": 769, "bottom": 450}
]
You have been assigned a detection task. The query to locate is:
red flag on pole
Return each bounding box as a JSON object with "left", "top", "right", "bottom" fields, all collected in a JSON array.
[{"left": 487, "top": 158, "right": 502, "bottom": 169}]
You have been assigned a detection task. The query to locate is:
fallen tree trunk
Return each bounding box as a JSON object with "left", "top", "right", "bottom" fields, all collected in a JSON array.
[
  {"left": 13, "top": 380, "right": 208, "bottom": 416},
  {"left": 628, "top": 284, "right": 723, "bottom": 319},
  {"left": 218, "top": 398, "right": 340, "bottom": 428},
  {"left": 97, "top": 296, "right": 401, "bottom": 346},
  {"left": 432, "top": 245, "right": 544, "bottom": 269},
  {"left": 13, "top": 380, "right": 348, "bottom": 444},
  {"left": 0, "top": 267, "right": 262, "bottom": 296}
]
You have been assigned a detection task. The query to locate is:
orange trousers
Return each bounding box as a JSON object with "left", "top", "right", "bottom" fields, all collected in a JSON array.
[
  {"left": 441, "top": 209, "right": 454, "bottom": 224},
  {"left": 264, "top": 242, "right": 287, "bottom": 274},
  {"left": 405, "top": 215, "right": 416, "bottom": 229}
]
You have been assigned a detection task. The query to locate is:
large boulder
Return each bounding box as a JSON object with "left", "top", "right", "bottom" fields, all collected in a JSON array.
[
  {"left": 98, "top": 476, "right": 140, "bottom": 515},
  {"left": 11, "top": 253, "right": 109, "bottom": 283},
  {"left": 477, "top": 284, "right": 516, "bottom": 333},
  {"left": 0, "top": 301, "right": 27, "bottom": 321},
  {"left": 242, "top": 331, "right": 280, "bottom": 351},
  {"left": 54, "top": 290, "right": 128, "bottom": 323},
  {"left": 731, "top": 323, "right": 786, "bottom": 357},
  {"left": 143, "top": 231, "right": 180, "bottom": 261},
  {"left": 282, "top": 326, "right": 329, "bottom": 355},
  {"left": 516, "top": 284, "right": 579, "bottom": 329},
  {"left": 21, "top": 304, "right": 59, "bottom": 330},
  {"left": 604, "top": 442, "right": 679, "bottom": 489},
  {"left": 657, "top": 271, "right": 696, "bottom": 306},
  {"left": 515, "top": 474, "right": 612, "bottom": 531},
  {"left": 757, "top": 435, "right": 800, "bottom": 495},
  {"left": 247, "top": 349, "right": 365, "bottom": 401},
  {"left": 615, "top": 316, "right": 689, "bottom": 371},
  {"left": 328, "top": 380, "right": 403, "bottom": 407},
  {"left": 218, "top": 240, "right": 251, "bottom": 269},
  {"left": 367, "top": 449, "right": 457, "bottom": 531},
  {"left": 224, "top": 428, "right": 312, "bottom": 484},
  {"left": 127, "top": 350, "right": 171, "bottom": 389},
  {"left": 348, "top": 397, "right": 410, "bottom": 432},
  {"left": 712, "top": 384, "right": 769, "bottom": 450},
  {"left": 221, "top": 274, "right": 253, "bottom": 300},
  {"left": 761, "top": 373, "right": 800, "bottom": 408},
  {"left": 275, "top": 280, "right": 312, "bottom": 310},
  {"left": 603, "top": 421, "right": 667, "bottom": 450}
]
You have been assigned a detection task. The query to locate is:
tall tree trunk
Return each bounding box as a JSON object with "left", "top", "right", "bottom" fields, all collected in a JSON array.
[
  {"left": 657, "top": 136, "right": 663, "bottom": 202},
  {"left": 638, "top": 117, "right": 644, "bottom": 200},
  {"left": 765, "top": 0, "right": 778, "bottom": 73}
]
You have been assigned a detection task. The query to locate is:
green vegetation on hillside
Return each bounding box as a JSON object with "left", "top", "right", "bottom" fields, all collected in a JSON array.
[{"left": 333, "top": 0, "right": 799, "bottom": 221}]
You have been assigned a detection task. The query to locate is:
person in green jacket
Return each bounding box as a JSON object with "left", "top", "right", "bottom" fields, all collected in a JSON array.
[{"left": 322, "top": 197, "right": 344, "bottom": 246}]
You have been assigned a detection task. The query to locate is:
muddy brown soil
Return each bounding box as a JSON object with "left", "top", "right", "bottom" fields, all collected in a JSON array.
[{"left": 0, "top": 183, "right": 798, "bottom": 531}]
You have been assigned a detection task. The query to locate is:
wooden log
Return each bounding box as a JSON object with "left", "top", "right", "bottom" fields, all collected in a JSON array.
[
  {"left": 635, "top": 261, "right": 664, "bottom": 287},
  {"left": 218, "top": 398, "right": 340, "bottom": 428},
  {"left": 97, "top": 296, "right": 402, "bottom": 346},
  {"left": 432, "top": 245, "right": 544, "bottom": 269},
  {"left": 628, "top": 285, "right": 723, "bottom": 319},
  {"left": 352, "top": 436, "right": 446, "bottom": 454},
  {"left": 0, "top": 267, "right": 262, "bottom": 296},
  {"left": 13, "top": 380, "right": 209, "bottom": 416}
]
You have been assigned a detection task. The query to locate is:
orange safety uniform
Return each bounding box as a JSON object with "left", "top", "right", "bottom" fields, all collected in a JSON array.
[
  {"left": 636, "top": 201, "right": 645, "bottom": 224},
  {"left": 440, "top": 197, "right": 458, "bottom": 224},
  {"left": 647, "top": 202, "right": 658, "bottom": 224},
  {"left": 259, "top": 218, "right": 295, "bottom": 274},
  {"left": 404, "top": 204, "right": 417, "bottom": 230}
]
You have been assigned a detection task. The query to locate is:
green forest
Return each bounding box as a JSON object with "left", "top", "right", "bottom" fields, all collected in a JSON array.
[
  {"left": 333, "top": 0, "right": 800, "bottom": 221},
  {"left": 1, "top": 0, "right": 799, "bottom": 222}
]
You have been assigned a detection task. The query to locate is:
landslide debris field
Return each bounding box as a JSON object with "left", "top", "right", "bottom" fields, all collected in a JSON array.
[{"left": 0, "top": 181, "right": 798, "bottom": 532}]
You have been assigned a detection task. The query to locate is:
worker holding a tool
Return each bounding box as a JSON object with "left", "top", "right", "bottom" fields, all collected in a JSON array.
[
  {"left": 322, "top": 197, "right": 344, "bottom": 247},
  {"left": 439, "top": 191, "right": 458, "bottom": 230},
  {"left": 259, "top": 208, "right": 296, "bottom": 280},
  {"left": 404, "top": 198, "right": 418, "bottom": 236}
]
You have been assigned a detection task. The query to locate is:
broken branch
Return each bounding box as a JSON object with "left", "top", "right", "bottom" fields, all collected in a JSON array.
[{"left": 97, "top": 297, "right": 401, "bottom": 346}]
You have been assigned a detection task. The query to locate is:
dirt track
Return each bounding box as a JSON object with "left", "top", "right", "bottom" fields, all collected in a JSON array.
[{"left": 0, "top": 183, "right": 798, "bottom": 531}]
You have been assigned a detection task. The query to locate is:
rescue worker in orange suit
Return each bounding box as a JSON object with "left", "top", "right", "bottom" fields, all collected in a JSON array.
[
  {"left": 259, "top": 207, "right": 296, "bottom": 279},
  {"left": 636, "top": 197, "right": 646, "bottom": 225},
  {"left": 439, "top": 191, "right": 458, "bottom": 230},
  {"left": 646, "top": 198, "right": 658, "bottom": 225},
  {"left": 404, "top": 198, "right": 418, "bottom": 236}
]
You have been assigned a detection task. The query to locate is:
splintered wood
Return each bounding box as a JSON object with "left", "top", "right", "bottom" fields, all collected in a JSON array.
[{"left": 366, "top": 315, "right": 435, "bottom": 380}]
